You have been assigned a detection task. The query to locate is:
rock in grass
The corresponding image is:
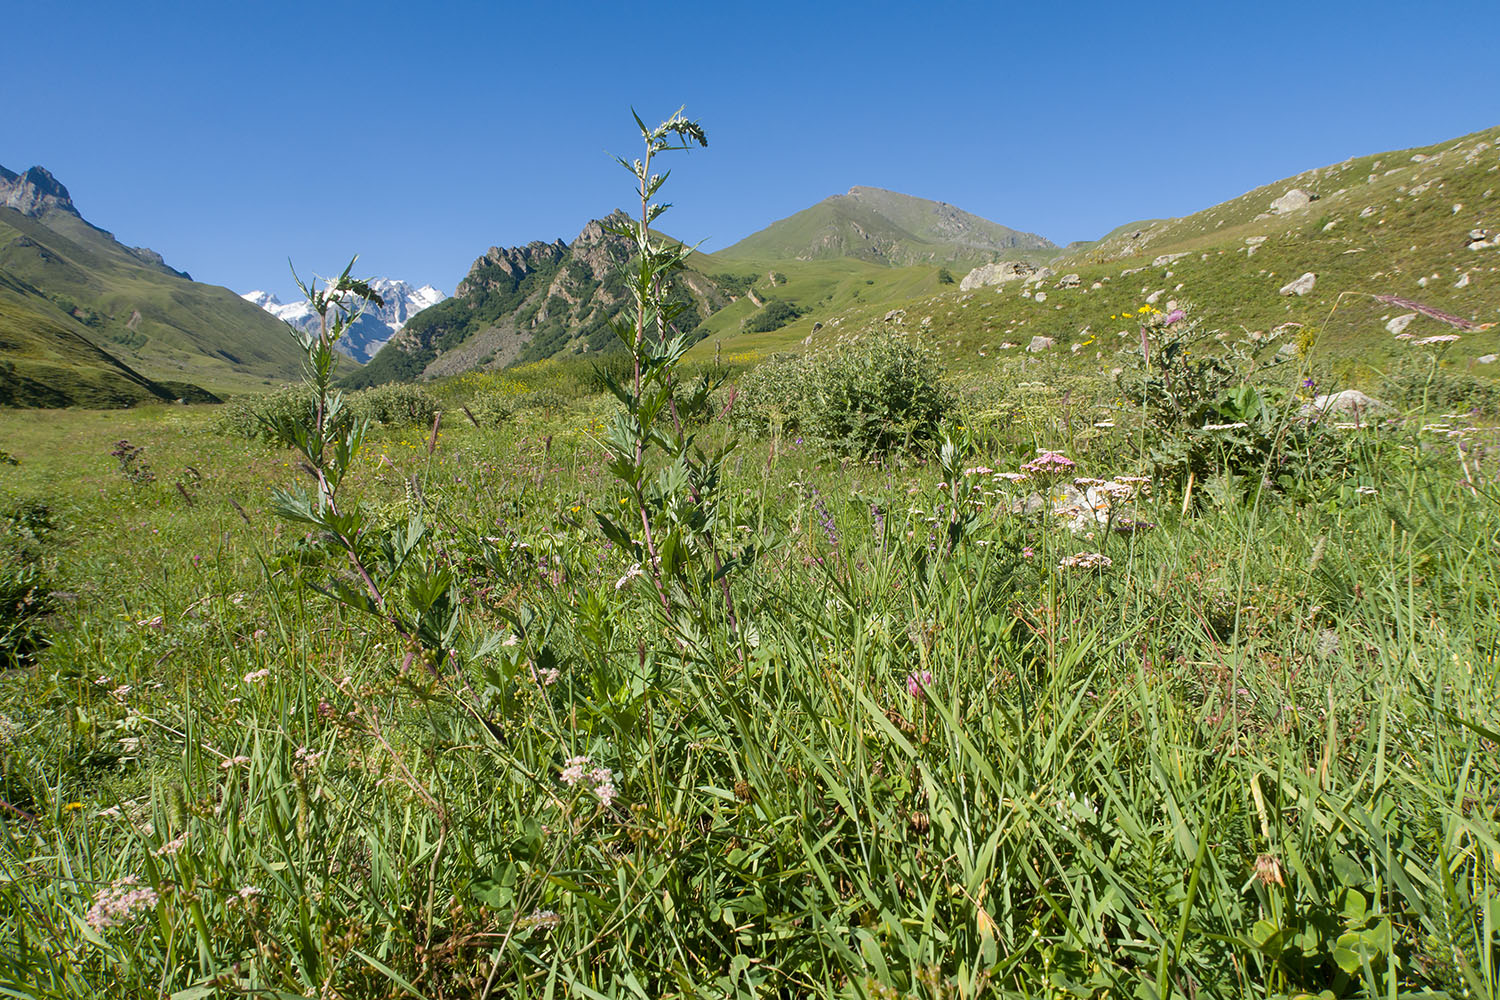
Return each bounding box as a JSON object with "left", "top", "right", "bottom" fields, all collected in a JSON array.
[
  {"left": 1386, "top": 313, "right": 1417, "bottom": 335},
  {"left": 1301, "top": 390, "right": 1391, "bottom": 421},
  {"left": 1027, "top": 335, "right": 1055, "bottom": 353},
  {"left": 1270, "top": 188, "right": 1315, "bottom": 214},
  {"left": 1280, "top": 272, "right": 1317, "bottom": 296}
]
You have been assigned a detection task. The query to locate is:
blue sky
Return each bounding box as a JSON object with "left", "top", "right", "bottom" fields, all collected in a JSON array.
[{"left": 6, "top": 0, "right": 1497, "bottom": 301}]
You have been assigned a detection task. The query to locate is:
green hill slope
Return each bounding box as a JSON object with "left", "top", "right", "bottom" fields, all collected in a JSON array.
[
  {"left": 1, "top": 165, "right": 309, "bottom": 407},
  {"left": 719, "top": 186, "right": 1056, "bottom": 267},
  {"left": 714, "top": 125, "right": 1500, "bottom": 382}
]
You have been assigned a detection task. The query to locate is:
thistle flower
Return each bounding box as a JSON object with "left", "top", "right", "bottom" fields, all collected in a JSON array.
[{"left": 906, "top": 670, "right": 934, "bottom": 697}]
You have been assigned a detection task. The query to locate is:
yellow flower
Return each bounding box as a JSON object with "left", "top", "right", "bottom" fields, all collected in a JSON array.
[{"left": 64, "top": 802, "right": 84, "bottom": 812}]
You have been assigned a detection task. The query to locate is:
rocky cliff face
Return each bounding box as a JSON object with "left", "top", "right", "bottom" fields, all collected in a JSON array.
[
  {"left": 352, "top": 212, "right": 729, "bottom": 386},
  {"left": 0, "top": 165, "right": 80, "bottom": 218}
]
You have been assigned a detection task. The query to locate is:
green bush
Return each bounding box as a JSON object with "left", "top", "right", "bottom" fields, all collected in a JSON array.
[
  {"left": 731, "top": 353, "right": 808, "bottom": 438},
  {"left": 349, "top": 383, "right": 438, "bottom": 427},
  {"left": 213, "top": 383, "right": 318, "bottom": 440},
  {"left": 736, "top": 334, "right": 950, "bottom": 457},
  {"left": 742, "top": 299, "right": 807, "bottom": 334}
]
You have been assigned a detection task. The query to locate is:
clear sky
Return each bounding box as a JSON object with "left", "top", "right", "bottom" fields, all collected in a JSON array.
[{"left": 5, "top": 0, "right": 1497, "bottom": 302}]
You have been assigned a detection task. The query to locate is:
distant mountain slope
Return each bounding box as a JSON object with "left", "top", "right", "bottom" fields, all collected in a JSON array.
[
  {"left": 241, "top": 279, "right": 446, "bottom": 362},
  {"left": 797, "top": 124, "right": 1500, "bottom": 378},
  {"left": 719, "top": 186, "right": 1056, "bottom": 266},
  {"left": 349, "top": 212, "right": 736, "bottom": 386},
  {"left": 0, "top": 164, "right": 307, "bottom": 406}
]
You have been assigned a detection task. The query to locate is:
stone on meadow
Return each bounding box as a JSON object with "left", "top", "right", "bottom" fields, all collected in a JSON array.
[
  {"left": 1270, "top": 188, "right": 1315, "bottom": 214},
  {"left": 1280, "top": 272, "right": 1317, "bottom": 296},
  {"left": 1385, "top": 312, "right": 1416, "bottom": 335}
]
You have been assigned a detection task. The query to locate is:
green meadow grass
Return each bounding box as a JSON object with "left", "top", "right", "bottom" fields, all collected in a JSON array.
[{"left": 1, "top": 359, "right": 1497, "bottom": 997}]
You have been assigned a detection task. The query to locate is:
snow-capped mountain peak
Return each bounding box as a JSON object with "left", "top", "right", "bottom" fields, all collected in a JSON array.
[{"left": 240, "top": 278, "right": 446, "bottom": 362}]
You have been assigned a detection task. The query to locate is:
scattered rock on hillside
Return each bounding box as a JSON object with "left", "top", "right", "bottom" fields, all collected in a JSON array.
[
  {"left": 1478, "top": 354, "right": 1497, "bottom": 364},
  {"left": 1057, "top": 273, "right": 1081, "bottom": 288},
  {"left": 1152, "top": 252, "right": 1190, "bottom": 268},
  {"left": 1455, "top": 273, "right": 1471, "bottom": 288},
  {"left": 1022, "top": 267, "right": 1055, "bottom": 286},
  {"left": 1302, "top": 390, "right": 1391, "bottom": 421},
  {"left": 1034, "top": 292, "right": 1048, "bottom": 302},
  {"left": 1280, "top": 272, "right": 1317, "bottom": 296},
  {"left": 1270, "top": 188, "right": 1316, "bottom": 214},
  {"left": 1467, "top": 229, "right": 1498, "bottom": 250},
  {"left": 959, "top": 260, "right": 1037, "bottom": 290},
  {"left": 1386, "top": 313, "right": 1417, "bottom": 335},
  {"left": 1027, "top": 335, "right": 1055, "bottom": 353}
]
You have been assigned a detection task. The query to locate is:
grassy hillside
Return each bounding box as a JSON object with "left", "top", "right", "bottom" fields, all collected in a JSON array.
[
  {"left": 1, "top": 202, "right": 309, "bottom": 406},
  {"left": 727, "top": 124, "right": 1500, "bottom": 388},
  {"left": 0, "top": 289, "right": 218, "bottom": 407},
  {"left": 720, "top": 185, "right": 1056, "bottom": 267}
]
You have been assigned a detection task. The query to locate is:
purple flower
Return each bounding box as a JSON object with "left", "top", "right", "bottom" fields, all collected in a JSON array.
[
  {"left": 1164, "top": 309, "right": 1185, "bottom": 325},
  {"left": 1302, "top": 378, "right": 1316, "bottom": 389},
  {"left": 906, "top": 670, "right": 933, "bottom": 697}
]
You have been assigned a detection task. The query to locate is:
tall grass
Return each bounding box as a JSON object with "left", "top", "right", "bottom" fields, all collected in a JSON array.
[{"left": 1, "top": 369, "right": 1497, "bottom": 997}]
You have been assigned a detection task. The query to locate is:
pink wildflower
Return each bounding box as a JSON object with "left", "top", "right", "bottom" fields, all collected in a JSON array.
[
  {"left": 84, "top": 876, "right": 159, "bottom": 931},
  {"left": 906, "top": 670, "right": 934, "bottom": 697}
]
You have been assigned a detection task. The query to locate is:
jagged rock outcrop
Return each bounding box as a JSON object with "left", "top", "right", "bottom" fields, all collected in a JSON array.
[
  {"left": 353, "top": 212, "right": 731, "bottom": 386},
  {"left": 0, "top": 165, "right": 80, "bottom": 218}
]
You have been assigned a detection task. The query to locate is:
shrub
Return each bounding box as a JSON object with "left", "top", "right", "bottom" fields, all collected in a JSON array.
[
  {"left": 742, "top": 300, "right": 807, "bottom": 334},
  {"left": 936, "top": 267, "right": 955, "bottom": 285},
  {"left": 804, "top": 333, "right": 950, "bottom": 458},
  {"left": 731, "top": 353, "right": 808, "bottom": 437},
  {"left": 214, "top": 384, "right": 319, "bottom": 440},
  {"left": 349, "top": 383, "right": 438, "bottom": 427},
  {"left": 1, "top": 499, "right": 56, "bottom": 669}
]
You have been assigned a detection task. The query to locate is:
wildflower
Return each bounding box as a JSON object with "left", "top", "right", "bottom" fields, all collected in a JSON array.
[
  {"left": 1412, "top": 334, "right": 1461, "bottom": 345},
  {"left": 84, "top": 876, "right": 159, "bottom": 931},
  {"left": 294, "top": 746, "right": 323, "bottom": 768},
  {"left": 153, "top": 831, "right": 188, "bottom": 858},
  {"left": 529, "top": 663, "right": 561, "bottom": 686},
  {"left": 1163, "top": 309, "right": 1185, "bottom": 325},
  {"left": 615, "top": 563, "right": 645, "bottom": 590},
  {"left": 1253, "top": 854, "right": 1286, "bottom": 887},
  {"left": 963, "top": 466, "right": 994, "bottom": 477},
  {"left": 560, "top": 755, "right": 590, "bottom": 787},
  {"left": 64, "top": 801, "right": 84, "bottom": 812},
  {"left": 1057, "top": 552, "right": 1112, "bottom": 571},
  {"left": 1022, "top": 546, "right": 1035, "bottom": 559},
  {"left": 220, "top": 755, "right": 251, "bottom": 769},
  {"left": 995, "top": 471, "right": 1029, "bottom": 483},
  {"left": 519, "top": 909, "right": 562, "bottom": 930},
  {"left": 906, "top": 670, "right": 934, "bottom": 697},
  {"left": 1020, "top": 451, "right": 1076, "bottom": 475},
  {"left": 243, "top": 668, "right": 270, "bottom": 684},
  {"left": 590, "top": 767, "right": 619, "bottom": 808}
]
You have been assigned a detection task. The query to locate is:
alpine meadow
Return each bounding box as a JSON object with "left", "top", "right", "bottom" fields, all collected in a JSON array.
[{"left": 3, "top": 85, "right": 1500, "bottom": 1000}]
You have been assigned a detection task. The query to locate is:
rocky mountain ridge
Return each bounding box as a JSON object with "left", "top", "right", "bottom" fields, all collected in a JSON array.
[{"left": 350, "top": 212, "right": 735, "bottom": 386}]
